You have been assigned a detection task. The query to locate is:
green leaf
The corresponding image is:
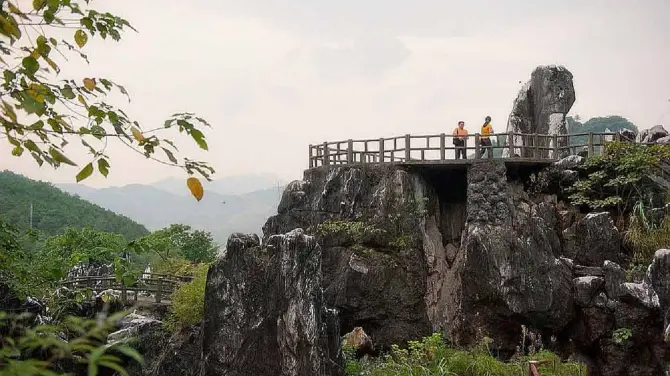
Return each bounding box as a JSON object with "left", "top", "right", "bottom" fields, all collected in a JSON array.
[
  {"left": 75, "top": 162, "right": 94, "bottom": 182},
  {"left": 61, "top": 85, "right": 76, "bottom": 99},
  {"left": 23, "top": 140, "right": 40, "bottom": 153},
  {"left": 97, "top": 158, "right": 110, "bottom": 177},
  {"left": 48, "top": 147, "right": 77, "bottom": 166},
  {"left": 74, "top": 29, "right": 88, "bottom": 48},
  {"left": 21, "top": 56, "right": 39, "bottom": 76},
  {"left": 3, "top": 69, "right": 16, "bottom": 84},
  {"left": 161, "top": 147, "right": 177, "bottom": 164},
  {"left": 189, "top": 129, "right": 208, "bottom": 150},
  {"left": 32, "top": 0, "right": 46, "bottom": 11}
]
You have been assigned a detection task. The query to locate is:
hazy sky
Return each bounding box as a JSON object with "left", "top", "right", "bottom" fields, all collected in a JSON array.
[{"left": 2, "top": 0, "right": 669, "bottom": 188}]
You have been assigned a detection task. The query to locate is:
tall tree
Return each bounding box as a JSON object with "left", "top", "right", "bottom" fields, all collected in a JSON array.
[{"left": 0, "top": 1, "right": 212, "bottom": 200}]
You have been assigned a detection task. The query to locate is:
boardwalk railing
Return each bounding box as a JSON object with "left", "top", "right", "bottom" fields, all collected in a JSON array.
[
  {"left": 60, "top": 273, "right": 194, "bottom": 304},
  {"left": 308, "top": 132, "right": 635, "bottom": 168}
]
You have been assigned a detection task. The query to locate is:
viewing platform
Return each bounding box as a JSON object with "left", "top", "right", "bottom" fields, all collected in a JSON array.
[{"left": 308, "top": 131, "right": 632, "bottom": 169}]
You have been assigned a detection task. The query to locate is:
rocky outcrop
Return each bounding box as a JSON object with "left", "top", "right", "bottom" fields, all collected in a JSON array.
[
  {"left": 200, "top": 231, "right": 341, "bottom": 376},
  {"left": 265, "top": 165, "right": 435, "bottom": 350},
  {"left": 443, "top": 161, "right": 574, "bottom": 355},
  {"left": 571, "top": 212, "right": 625, "bottom": 267},
  {"left": 637, "top": 124, "right": 669, "bottom": 143},
  {"left": 505, "top": 65, "right": 576, "bottom": 158},
  {"left": 569, "top": 253, "right": 669, "bottom": 376}
]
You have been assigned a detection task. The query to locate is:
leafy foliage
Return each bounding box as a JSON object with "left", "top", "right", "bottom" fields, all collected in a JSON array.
[
  {"left": 567, "top": 115, "right": 638, "bottom": 145},
  {"left": 0, "top": 310, "right": 142, "bottom": 376},
  {"left": 134, "top": 223, "right": 219, "bottom": 264},
  {"left": 0, "top": 216, "right": 143, "bottom": 298},
  {"left": 316, "top": 220, "right": 386, "bottom": 245},
  {"left": 567, "top": 142, "right": 670, "bottom": 213},
  {"left": 344, "top": 333, "right": 586, "bottom": 376},
  {"left": 0, "top": 0, "right": 214, "bottom": 200},
  {"left": 0, "top": 170, "right": 149, "bottom": 239},
  {"left": 166, "top": 263, "right": 208, "bottom": 330}
]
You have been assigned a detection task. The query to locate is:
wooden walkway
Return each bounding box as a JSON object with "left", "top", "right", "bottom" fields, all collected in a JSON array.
[
  {"left": 308, "top": 131, "right": 633, "bottom": 168},
  {"left": 60, "top": 273, "right": 194, "bottom": 305}
]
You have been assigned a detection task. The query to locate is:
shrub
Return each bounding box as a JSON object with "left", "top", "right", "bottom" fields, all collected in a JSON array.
[
  {"left": 166, "top": 263, "right": 209, "bottom": 330},
  {"left": 343, "top": 332, "right": 586, "bottom": 376},
  {"left": 0, "top": 310, "right": 142, "bottom": 376},
  {"left": 624, "top": 201, "right": 670, "bottom": 263},
  {"left": 568, "top": 142, "right": 670, "bottom": 215}
]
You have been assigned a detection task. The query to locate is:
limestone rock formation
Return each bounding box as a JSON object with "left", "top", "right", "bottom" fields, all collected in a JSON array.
[
  {"left": 443, "top": 161, "right": 574, "bottom": 355},
  {"left": 505, "top": 65, "right": 576, "bottom": 158},
  {"left": 637, "top": 124, "right": 669, "bottom": 143},
  {"left": 200, "top": 230, "right": 341, "bottom": 376},
  {"left": 341, "top": 327, "right": 375, "bottom": 358}
]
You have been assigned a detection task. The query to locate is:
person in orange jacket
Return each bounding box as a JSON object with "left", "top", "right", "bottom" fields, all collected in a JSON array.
[
  {"left": 452, "top": 121, "right": 468, "bottom": 159},
  {"left": 479, "top": 116, "right": 494, "bottom": 158}
]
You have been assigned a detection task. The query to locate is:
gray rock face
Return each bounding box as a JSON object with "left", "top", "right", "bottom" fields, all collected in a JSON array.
[
  {"left": 125, "top": 324, "right": 202, "bottom": 376},
  {"left": 445, "top": 161, "right": 573, "bottom": 354},
  {"left": 202, "top": 159, "right": 668, "bottom": 376},
  {"left": 505, "top": 65, "right": 576, "bottom": 158},
  {"left": 200, "top": 229, "right": 341, "bottom": 376},
  {"left": 573, "top": 212, "right": 624, "bottom": 267},
  {"left": 637, "top": 124, "right": 669, "bottom": 143},
  {"left": 574, "top": 277, "right": 605, "bottom": 307}
]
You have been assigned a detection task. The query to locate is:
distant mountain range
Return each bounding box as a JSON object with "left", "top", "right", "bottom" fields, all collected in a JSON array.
[{"left": 56, "top": 173, "right": 289, "bottom": 244}]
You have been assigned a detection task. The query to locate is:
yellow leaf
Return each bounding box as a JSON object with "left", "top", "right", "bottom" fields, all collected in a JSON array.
[
  {"left": 130, "top": 126, "right": 145, "bottom": 142},
  {"left": 74, "top": 29, "right": 88, "bottom": 48},
  {"left": 83, "top": 78, "right": 95, "bottom": 91},
  {"left": 44, "top": 56, "right": 59, "bottom": 72},
  {"left": 77, "top": 94, "right": 88, "bottom": 108},
  {"left": 27, "top": 83, "right": 45, "bottom": 103},
  {"left": 186, "top": 177, "right": 204, "bottom": 201}
]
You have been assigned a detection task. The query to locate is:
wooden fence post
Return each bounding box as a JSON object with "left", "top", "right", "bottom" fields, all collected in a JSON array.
[
  {"left": 587, "top": 132, "right": 594, "bottom": 157},
  {"left": 121, "top": 280, "right": 127, "bottom": 305},
  {"left": 308, "top": 144, "right": 313, "bottom": 168},
  {"left": 323, "top": 142, "right": 329, "bottom": 166},
  {"left": 534, "top": 134, "right": 539, "bottom": 159},
  {"left": 378, "top": 138, "right": 385, "bottom": 163},
  {"left": 474, "top": 134, "right": 480, "bottom": 159},
  {"left": 347, "top": 139, "right": 354, "bottom": 164},
  {"left": 552, "top": 134, "right": 558, "bottom": 160},
  {"left": 405, "top": 134, "right": 411, "bottom": 161},
  {"left": 508, "top": 131, "right": 514, "bottom": 157},
  {"left": 155, "top": 277, "right": 163, "bottom": 304},
  {"left": 439, "top": 133, "right": 446, "bottom": 161}
]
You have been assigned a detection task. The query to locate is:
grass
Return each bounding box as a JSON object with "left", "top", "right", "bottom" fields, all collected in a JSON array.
[
  {"left": 344, "top": 333, "right": 587, "bottom": 376},
  {"left": 624, "top": 201, "right": 670, "bottom": 263}
]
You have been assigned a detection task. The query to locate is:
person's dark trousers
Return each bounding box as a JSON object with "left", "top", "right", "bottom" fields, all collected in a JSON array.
[
  {"left": 479, "top": 138, "right": 492, "bottom": 158},
  {"left": 454, "top": 139, "right": 466, "bottom": 159}
]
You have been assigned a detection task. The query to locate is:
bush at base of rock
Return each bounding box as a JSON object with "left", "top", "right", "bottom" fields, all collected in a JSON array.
[
  {"left": 166, "top": 263, "right": 208, "bottom": 330},
  {"left": 343, "top": 333, "right": 586, "bottom": 376}
]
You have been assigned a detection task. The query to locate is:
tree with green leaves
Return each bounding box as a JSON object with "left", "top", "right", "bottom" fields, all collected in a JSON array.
[
  {"left": 568, "top": 142, "right": 670, "bottom": 214},
  {"left": 135, "top": 223, "right": 218, "bottom": 264},
  {"left": 0, "top": 0, "right": 212, "bottom": 200}
]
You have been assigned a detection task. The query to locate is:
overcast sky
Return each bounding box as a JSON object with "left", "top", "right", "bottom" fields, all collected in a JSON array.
[{"left": 2, "top": 0, "right": 669, "bottom": 188}]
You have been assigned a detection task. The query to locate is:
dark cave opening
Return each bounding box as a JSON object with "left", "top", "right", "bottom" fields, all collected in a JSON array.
[{"left": 415, "top": 166, "right": 468, "bottom": 247}]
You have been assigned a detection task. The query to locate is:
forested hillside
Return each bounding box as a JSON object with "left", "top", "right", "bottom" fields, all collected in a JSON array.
[{"left": 0, "top": 171, "right": 149, "bottom": 239}]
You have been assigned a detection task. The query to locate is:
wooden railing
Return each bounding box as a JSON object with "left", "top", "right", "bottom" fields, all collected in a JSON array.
[
  {"left": 308, "top": 131, "right": 637, "bottom": 168},
  {"left": 60, "top": 273, "right": 194, "bottom": 304}
]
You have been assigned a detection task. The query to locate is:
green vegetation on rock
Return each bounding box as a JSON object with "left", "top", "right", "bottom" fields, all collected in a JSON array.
[
  {"left": 568, "top": 142, "right": 670, "bottom": 214},
  {"left": 344, "top": 333, "right": 586, "bottom": 376},
  {"left": 0, "top": 171, "right": 149, "bottom": 239},
  {"left": 166, "top": 263, "right": 209, "bottom": 330}
]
